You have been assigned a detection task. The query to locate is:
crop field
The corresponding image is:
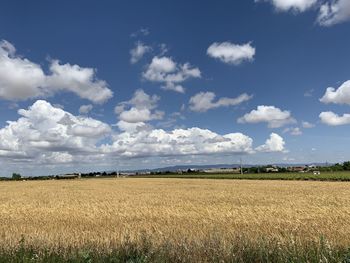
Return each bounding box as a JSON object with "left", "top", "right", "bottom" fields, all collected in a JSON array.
[
  {"left": 135, "top": 171, "right": 350, "bottom": 181},
  {"left": 1, "top": 178, "right": 350, "bottom": 262}
]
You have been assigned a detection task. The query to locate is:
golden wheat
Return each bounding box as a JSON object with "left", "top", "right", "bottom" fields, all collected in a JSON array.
[{"left": 0, "top": 178, "right": 349, "bottom": 252}]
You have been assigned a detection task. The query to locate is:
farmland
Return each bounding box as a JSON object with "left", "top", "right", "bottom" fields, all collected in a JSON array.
[
  {"left": 134, "top": 171, "right": 350, "bottom": 181},
  {"left": 0, "top": 178, "right": 350, "bottom": 262}
]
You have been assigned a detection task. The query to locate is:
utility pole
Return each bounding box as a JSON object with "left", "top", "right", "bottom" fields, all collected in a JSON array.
[{"left": 240, "top": 157, "right": 243, "bottom": 174}]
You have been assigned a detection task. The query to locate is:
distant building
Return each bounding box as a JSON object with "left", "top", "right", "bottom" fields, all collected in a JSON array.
[
  {"left": 265, "top": 167, "right": 279, "bottom": 173},
  {"left": 288, "top": 166, "right": 306, "bottom": 172},
  {"left": 119, "top": 172, "right": 134, "bottom": 176},
  {"left": 203, "top": 168, "right": 241, "bottom": 174},
  {"left": 307, "top": 164, "right": 317, "bottom": 169}
]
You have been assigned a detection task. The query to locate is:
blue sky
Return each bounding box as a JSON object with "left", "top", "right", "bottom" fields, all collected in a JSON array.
[{"left": 0, "top": 0, "right": 350, "bottom": 176}]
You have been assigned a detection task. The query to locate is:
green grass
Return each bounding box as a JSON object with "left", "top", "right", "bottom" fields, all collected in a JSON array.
[
  {"left": 1, "top": 236, "right": 350, "bottom": 263},
  {"left": 133, "top": 171, "right": 350, "bottom": 181}
]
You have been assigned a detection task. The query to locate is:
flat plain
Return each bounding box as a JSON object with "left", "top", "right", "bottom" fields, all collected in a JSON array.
[{"left": 1, "top": 178, "right": 350, "bottom": 262}]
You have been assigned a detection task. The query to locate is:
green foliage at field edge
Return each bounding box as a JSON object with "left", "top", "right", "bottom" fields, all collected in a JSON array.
[
  {"left": 133, "top": 172, "right": 350, "bottom": 181},
  {"left": 1, "top": 236, "right": 350, "bottom": 263}
]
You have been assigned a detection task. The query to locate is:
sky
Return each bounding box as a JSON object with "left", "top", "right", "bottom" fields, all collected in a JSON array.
[{"left": 0, "top": 0, "right": 350, "bottom": 176}]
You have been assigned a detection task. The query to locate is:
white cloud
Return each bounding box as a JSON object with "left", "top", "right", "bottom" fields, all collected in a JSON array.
[
  {"left": 119, "top": 108, "right": 164, "bottom": 123},
  {"left": 258, "top": 0, "right": 317, "bottom": 12},
  {"left": 256, "top": 133, "right": 286, "bottom": 152},
  {"left": 0, "top": 100, "right": 111, "bottom": 163},
  {"left": 79, "top": 104, "right": 93, "bottom": 114},
  {"left": 189, "top": 92, "right": 253, "bottom": 112},
  {"left": 302, "top": 121, "right": 315, "bottom": 128},
  {"left": 238, "top": 105, "right": 296, "bottom": 128},
  {"left": 115, "top": 120, "right": 148, "bottom": 133},
  {"left": 0, "top": 100, "right": 255, "bottom": 161},
  {"left": 161, "top": 83, "right": 186, "bottom": 93},
  {"left": 207, "top": 42, "right": 256, "bottom": 65},
  {"left": 143, "top": 56, "right": 201, "bottom": 93},
  {"left": 320, "top": 80, "right": 350, "bottom": 105},
  {"left": 257, "top": 0, "right": 350, "bottom": 26},
  {"left": 0, "top": 40, "right": 113, "bottom": 103},
  {"left": 47, "top": 60, "right": 113, "bottom": 104},
  {"left": 128, "top": 89, "right": 159, "bottom": 110},
  {"left": 38, "top": 152, "right": 73, "bottom": 164},
  {"left": 103, "top": 128, "right": 254, "bottom": 157},
  {"left": 319, "top": 80, "right": 350, "bottom": 126},
  {"left": 0, "top": 40, "right": 47, "bottom": 100},
  {"left": 319, "top": 111, "right": 350, "bottom": 126},
  {"left": 0, "top": 100, "right": 289, "bottom": 169},
  {"left": 115, "top": 89, "right": 165, "bottom": 129},
  {"left": 317, "top": 0, "right": 350, "bottom": 26},
  {"left": 130, "top": 42, "right": 152, "bottom": 64}
]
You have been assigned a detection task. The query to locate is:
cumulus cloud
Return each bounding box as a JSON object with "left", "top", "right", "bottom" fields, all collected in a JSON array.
[
  {"left": 38, "top": 152, "right": 73, "bottom": 164},
  {"left": 0, "top": 40, "right": 113, "bottom": 103},
  {"left": 115, "top": 120, "right": 148, "bottom": 133},
  {"left": 207, "top": 42, "right": 256, "bottom": 65},
  {"left": 0, "top": 100, "right": 111, "bottom": 163},
  {"left": 319, "top": 111, "right": 350, "bottom": 126},
  {"left": 0, "top": 40, "right": 47, "bottom": 100},
  {"left": 317, "top": 0, "right": 350, "bottom": 26},
  {"left": 115, "top": 89, "right": 164, "bottom": 130},
  {"left": 238, "top": 105, "right": 296, "bottom": 128},
  {"left": 257, "top": 0, "right": 350, "bottom": 26},
  {"left": 320, "top": 80, "right": 350, "bottom": 105},
  {"left": 319, "top": 80, "right": 350, "bottom": 126},
  {"left": 119, "top": 108, "right": 164, "bottom": 123},
  {"left": 0, "top": 100, "right": 289, "bottom": 168},
  {"left": 143, "top": 56, "right": 201, "bottom": 93},
  {"left": 256, "top": 133, "right": 286, "bottom": 152},
  {"left": 46, "top": 60, "right": 113, "bottom": 104},
  {"left": 130, "top": 41, "right": 152, "bottom": 64},
  {"left": 302, "top": 121, "right": 315, "bottom": 128},
  {"left": 256, "top": 0, "right": 317, "bottom": 12},
  {"left": 0, "top": 100, "right": 253, "bottom": 162},
  {"left": 103, "top": 128, "right": 254, "bottom": 158},
  {"left": 79, "top": 104, "right": 93, "bottom": 114},
  {"left": 189, "top": 92, "right": 253, "bottom": 112}
]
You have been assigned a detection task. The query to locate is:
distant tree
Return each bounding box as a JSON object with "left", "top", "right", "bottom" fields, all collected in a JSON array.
[
  {"left": 279, "top": 167, "right": 287, "bottom": 173},
  {"left": 343, "top": 161, "right": 350, "bottom": 171},
  {"left": 333, "top": 163, "right": 344, "bottom": 171},
  {"left": 12, "top": 173, "right": 22, "bottom": 180},
  {"left": 249, "top": 167, "right": 259, "bottom": 173}
]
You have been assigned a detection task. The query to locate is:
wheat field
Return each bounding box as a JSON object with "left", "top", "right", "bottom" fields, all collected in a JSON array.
[{"left": 0, "top": 178, "right": 350, "bottom": 261}]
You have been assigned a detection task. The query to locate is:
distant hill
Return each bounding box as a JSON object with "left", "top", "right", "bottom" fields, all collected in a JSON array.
[{"left": 115, "top": 162, "right": 333, "bottom": 174}]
